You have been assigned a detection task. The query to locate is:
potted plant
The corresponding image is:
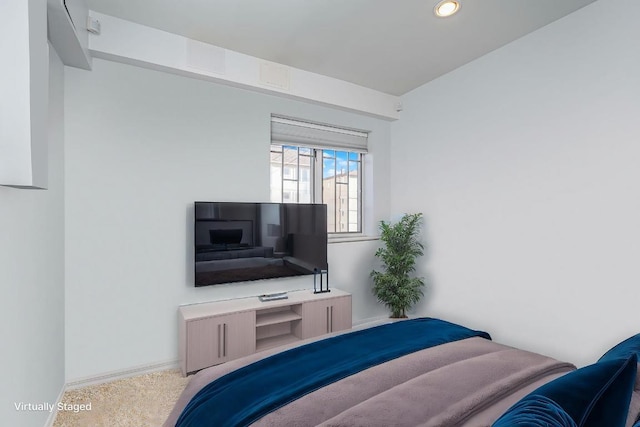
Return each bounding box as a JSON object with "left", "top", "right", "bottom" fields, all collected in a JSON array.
[{"left": 370, "top": 213, "right": 425, "bottom": 318}]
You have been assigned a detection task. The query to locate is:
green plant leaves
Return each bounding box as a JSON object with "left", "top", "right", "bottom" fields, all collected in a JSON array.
[{"left": 370, "top": 213, "right": 425, "bottom": 318}]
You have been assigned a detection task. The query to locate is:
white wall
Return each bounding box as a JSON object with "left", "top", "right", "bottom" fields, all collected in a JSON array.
[
  {"left": 391, "top": 0, "right": 640, "bottom": 367},
  {"left": 64, "top": 59, "right": 390, "bottom": 381},
  {"left": 0, "top": 46, "right": 65, "bottom": 426}
]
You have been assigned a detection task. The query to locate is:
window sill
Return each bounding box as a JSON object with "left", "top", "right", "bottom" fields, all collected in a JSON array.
[{"left": 328, "top": 235, "right": 379, "bottom": 244}]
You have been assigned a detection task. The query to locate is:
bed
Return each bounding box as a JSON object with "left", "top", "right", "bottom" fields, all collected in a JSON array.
[{"left": 164, "top": 318, "right": 640, "bottom": 427}]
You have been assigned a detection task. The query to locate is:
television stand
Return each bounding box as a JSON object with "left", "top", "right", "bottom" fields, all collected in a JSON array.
[{"left": 178, "top": 289, "right": 352, "bottom": 375}]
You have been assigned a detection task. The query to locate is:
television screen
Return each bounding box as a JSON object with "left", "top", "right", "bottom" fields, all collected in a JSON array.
[{"left": 194, "top": 202, "right": 328, "bottom": 286}]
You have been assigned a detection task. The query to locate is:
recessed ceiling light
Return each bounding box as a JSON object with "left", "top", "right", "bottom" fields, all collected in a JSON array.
[{"left": 434, "top": 0, "right": 460, "bottom": 18}]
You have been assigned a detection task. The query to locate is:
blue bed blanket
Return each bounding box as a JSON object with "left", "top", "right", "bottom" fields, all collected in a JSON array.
[{"left": 176, "top": 317, "right": 491, "bottom": 427}]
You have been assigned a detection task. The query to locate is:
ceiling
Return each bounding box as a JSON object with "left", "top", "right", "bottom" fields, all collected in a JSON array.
[{"left": 86, "top": 0, "right": 597, "bottom": 96}]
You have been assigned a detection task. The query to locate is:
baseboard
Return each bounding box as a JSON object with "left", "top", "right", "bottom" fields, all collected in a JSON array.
[
  {"left": 44, "top": 383, "right": 67, "bottom": 427},
  {"left": 65, "top": 359, "right": 179, "bottom": 391}
]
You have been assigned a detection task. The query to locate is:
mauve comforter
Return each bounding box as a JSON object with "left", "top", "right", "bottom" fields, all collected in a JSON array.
[{"left": 165, "top": 329, "right": 574, "bottom": 427}]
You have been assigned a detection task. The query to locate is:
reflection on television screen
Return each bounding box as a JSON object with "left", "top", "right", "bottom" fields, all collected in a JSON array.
[{"left": 194, "top": 202, "right": 328, "bottom": 287}]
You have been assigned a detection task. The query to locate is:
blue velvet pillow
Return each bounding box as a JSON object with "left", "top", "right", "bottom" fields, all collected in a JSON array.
[
  {"left": 493, "top": 395, "right": 576, "bottom": 427},
  {"left": 493, "top": 355, "right": 637, "bottom": 427},
  {"left": 599, "top": 333, "right": 640, "bottom": 427},
  {"left": 599, "top": 333, "right": 640, "bottom": 362}
]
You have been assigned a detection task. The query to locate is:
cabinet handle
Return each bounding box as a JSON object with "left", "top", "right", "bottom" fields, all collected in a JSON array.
[
  {"left": 217, "top": 324, "right": 221, "bottom": 358},
  {"left": 223, "top": 323, "right": 228, "bottom": 357},
  {"left": 329, "top": 306, "right": 332, "bottom": 332},
  {"left": 326, "top": 306, "right": 330, "bottom": 333}
]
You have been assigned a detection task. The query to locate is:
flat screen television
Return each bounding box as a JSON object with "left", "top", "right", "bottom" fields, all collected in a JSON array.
[{"left": 194, "top": 202, "right": 328, "bottom": 286}]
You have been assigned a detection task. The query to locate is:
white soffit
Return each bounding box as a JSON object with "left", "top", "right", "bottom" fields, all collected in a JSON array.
[
  {"left": 86, "top": 0, "right": 597, "bottom": 96},
  {"left": 88, "top": 13, "right": 401, "bottom": 120}
]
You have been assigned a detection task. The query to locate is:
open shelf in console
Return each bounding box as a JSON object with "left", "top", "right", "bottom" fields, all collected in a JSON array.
[
  {"left": 256, "top": 333, "right": 300, "bottom": 351},
  {"left": 255, "top": 304, "right": 303, "bottom": 352},
  {"left": 256, "top": 309, "right": 302, "bottom": 327}
]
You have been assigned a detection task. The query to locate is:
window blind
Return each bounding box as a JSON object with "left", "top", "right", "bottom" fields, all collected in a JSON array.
[{"left": 271, "top": 116, "right": 368, "bottom": 153}]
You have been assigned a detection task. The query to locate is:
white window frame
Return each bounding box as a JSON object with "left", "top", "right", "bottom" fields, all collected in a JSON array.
[{"left": 270, "top": 116, "right": 367, "bottom": 235}]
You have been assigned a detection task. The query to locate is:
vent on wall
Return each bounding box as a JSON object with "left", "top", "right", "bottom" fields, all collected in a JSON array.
[{"left": 260, "top": 61, "right": 291, "bottom": 91}]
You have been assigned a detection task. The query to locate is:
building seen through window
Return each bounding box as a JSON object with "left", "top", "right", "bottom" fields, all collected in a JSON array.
[{"left": 270, "top": 145, "right": 362, "bottom": 233}]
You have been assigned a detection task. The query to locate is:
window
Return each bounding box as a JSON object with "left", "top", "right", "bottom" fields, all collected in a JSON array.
[
  {"left": 270, "top": 145, "right": 313, "bottom": 204},
  {"left": 270, "top": 116, "right": 368, "bottom": 234}
]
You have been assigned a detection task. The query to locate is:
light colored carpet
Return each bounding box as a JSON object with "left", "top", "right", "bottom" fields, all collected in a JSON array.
[{"left": 53, "top": 369, "right": 189, "bottom": 427}]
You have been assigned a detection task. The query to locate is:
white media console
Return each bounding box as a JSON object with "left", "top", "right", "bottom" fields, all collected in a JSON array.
[{"left": 178, "top": 289, "right": 352, "bottom": 375}]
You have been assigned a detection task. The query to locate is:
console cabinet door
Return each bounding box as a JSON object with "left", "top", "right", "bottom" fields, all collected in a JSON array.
[
  {"left": 302, "top": 296, "right": 352, "bottom": 339},
  {"left": 223, "top": 311, "right": 256, "bottom": 360},
  {"left": 185, "top": 311, "right": 255, "bottom": 374},
  {"left": 185, "top": 317, "right": 221, "bottom": 373},
  {"left": 329, "top": 296, "right": 352, "bottom": 333}
]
